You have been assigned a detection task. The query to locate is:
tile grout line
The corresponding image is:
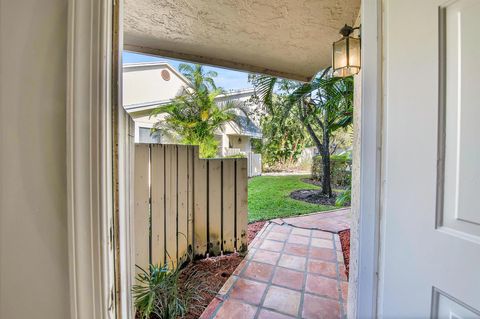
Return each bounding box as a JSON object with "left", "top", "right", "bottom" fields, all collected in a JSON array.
[
  {"left": 228, "top": 268, "right": 349, "bottom": 303},
  {"left": 297, "top": 228, "right": 312, "bottom": 318},
  {"left": 253, "top": 224, "right": 292, "bottom": 319}
]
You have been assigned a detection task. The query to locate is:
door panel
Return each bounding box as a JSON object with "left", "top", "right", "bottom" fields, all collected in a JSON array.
[
  {"left": 432, "top": 289, "right": 480, "bottom": 319},
  {"left": 441, "top": 0, "right": 480, "bottom": 238},
  {"left": 381, "top": 0, "right": 480, "bottom": 317}
]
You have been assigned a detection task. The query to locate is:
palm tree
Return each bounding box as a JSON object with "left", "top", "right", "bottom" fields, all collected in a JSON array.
[
  {"left": 251, "top": 69, "right": 353, "bottom": 197},
  {"left": 178, "top": 64, "right": 218, "bottom": 92},
  {"left": 151, "top": 64, "right": 249, "bottom": 158}
]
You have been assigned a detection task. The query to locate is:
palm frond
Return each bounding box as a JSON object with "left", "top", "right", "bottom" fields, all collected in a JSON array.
[{"left": 250, "top": 75, "right": 278, "bottom": 114}]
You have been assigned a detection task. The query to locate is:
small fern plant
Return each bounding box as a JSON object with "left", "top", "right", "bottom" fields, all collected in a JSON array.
[{"left": 132, "top": 263, "right": 188, "bottom": 319}]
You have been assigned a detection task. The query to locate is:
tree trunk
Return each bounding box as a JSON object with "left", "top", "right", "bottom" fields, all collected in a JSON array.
[
  {"left": 298, "top": 101, "right": 332, "bottom": 196},
  {"left": 304, "top": 122, "right": 322, "bottom": 152},
  {"left": 320, "top": 128, "right": 333, "bottom": 197}
]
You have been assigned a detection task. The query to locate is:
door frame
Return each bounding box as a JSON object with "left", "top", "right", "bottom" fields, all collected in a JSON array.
[
  {"left": 66, "top": 0, "right": 120, "bottom": 317},
  {"left": 65, "top": 0, "right": 384, "bottom": 317},
  {"left": 348, "top": 0, "right": 383, "bottom": 318}
]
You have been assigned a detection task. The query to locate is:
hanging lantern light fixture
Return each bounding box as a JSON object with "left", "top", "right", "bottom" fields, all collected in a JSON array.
[{"left": 332, "top": 24, "right": 361, "bottom": 77}]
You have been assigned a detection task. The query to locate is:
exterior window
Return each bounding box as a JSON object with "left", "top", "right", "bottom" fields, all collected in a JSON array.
[{"left": 138, "top": 127, "right": 161, "bottom": 144}]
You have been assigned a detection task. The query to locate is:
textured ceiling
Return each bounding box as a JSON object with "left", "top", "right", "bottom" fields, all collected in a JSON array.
[{"left": 124, "top": 0, "right": 360, "bottom": 81}]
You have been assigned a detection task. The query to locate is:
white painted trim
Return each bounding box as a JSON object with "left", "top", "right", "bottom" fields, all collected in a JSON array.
[
  {"left": 351, "top": 0, "right": 383, "bottom": 317},
  {"left": 117, "top": 111, "right": 136, "bottom": 318},
  {"left": 117, "top": 1, "right": 136, "bottom": 314},
  {"left": 66, "top": 0, "right": 116, "bottom": 317}
]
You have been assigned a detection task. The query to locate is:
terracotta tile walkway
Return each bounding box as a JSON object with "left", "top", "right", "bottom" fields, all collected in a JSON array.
[
  {"left": 201, "top": 210, "right": 350, "bottom": 319},
  {"left": 277, "top": 209, "right": 351, "bottom": 233}
]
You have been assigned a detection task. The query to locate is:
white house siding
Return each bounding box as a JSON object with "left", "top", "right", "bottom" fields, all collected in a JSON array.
[
  {"left": 227, "top": 134, "right": 252, "bottom": 153},
  {"left": 123, "top": 63, "right": 190, "bottom": 106},
  {"left": 123, "top": 64, "right": 262, "bottom": 153},
  {"left": 0, "top": 1, "right": 70, "bottom": 318}
]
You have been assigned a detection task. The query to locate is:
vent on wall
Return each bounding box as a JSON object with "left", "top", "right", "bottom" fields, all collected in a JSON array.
[{"left": 161, "top": 69, "right": 170, "bottom": 81}]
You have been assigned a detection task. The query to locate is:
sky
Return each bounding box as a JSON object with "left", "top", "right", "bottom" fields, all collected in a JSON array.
[{"left": 123, "top": 51, "right": 252, "bottom": 91}]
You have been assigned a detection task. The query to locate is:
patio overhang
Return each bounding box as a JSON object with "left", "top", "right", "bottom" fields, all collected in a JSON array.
[{"left": 124, "top": 0, "right": 360, "bottom": 82}]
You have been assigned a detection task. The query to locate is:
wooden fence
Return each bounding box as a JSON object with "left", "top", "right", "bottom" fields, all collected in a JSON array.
[
  {"left": 223, "top": 148, "right": 262, "bottom": 177},
  {"left": 134, "top": 144, "right": 248, "bottom": 271},
  {"left": 247, "top": 152, "right": 262, "bottom": 177}
]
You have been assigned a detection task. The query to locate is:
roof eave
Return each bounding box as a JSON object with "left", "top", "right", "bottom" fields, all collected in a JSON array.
[{"left": 124, "top": 44, "right": 314, "bottom": 82}]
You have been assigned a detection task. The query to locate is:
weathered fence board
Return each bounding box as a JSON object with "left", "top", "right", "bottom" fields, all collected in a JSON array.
[
  {"left": 208, "top": 160, "right": 222, "bottom": 255},
  {"left": 187, "top": 147, "right": 194, "bottom": 254},
  {"left": 177, "top": 145, "right": 189, "bottom": 264},
  {"left": 134, "top": 145, "right": 150, "bottom": 273},
  {"left": 236, "top": 159, "right": 249, "bottom": 251},
  {"left": 151, "top": 145, "right": 165, "bottom": 266},
  {"left": 193, "top": 147, "right": 208, "bottom": 257},
  {"left": 134, "top": 144, "right": 248, "bottom": 269},
  {"left": 222, "top": 160, "right": 236, "bottom": 252},
  {"left": 165, "top": 145, "right": 177, "bottom": 265}
]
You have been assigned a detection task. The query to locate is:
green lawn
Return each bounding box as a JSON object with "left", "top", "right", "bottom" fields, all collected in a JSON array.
[{"left": 248, "top": 175, "right": 335, "bottom": 222}]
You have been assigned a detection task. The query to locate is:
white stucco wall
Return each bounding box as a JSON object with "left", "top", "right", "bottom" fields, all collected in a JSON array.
[
  {"left": 228, "top": 135, "right": 252, "bottom": 153},
  {"left": 0, "top": 1, "right": 70, "bottom": 318},
  {"left": 123, "top": 63, "right": 190, "bottom": 107}
]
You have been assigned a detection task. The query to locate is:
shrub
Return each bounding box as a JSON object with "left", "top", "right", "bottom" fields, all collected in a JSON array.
[
  {"left": 312, "top": 154, "right": 351, "bottom": 188},
  {"left": 255, "top": 96, "right": 310, "bottom": 171},
  {"left": 133, "top": 263, "right": 199, "bottom": 319},
  {"left": 335, "top": 188, "right": 351, "bottom": 206}
]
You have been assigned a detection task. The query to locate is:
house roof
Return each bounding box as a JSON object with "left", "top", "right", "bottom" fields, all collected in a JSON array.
[
  {"left": 123, "top": 63, "right": 262, "bottom": 137},
  {"left": 124, "top": 0, "right": 360, "bottom": 82},
  {"left": 123, "top": 62, "right": 256, "bottom": 111}
]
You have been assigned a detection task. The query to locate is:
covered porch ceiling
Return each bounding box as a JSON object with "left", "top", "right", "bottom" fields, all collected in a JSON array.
[{"left": 124, "top": 0, "right": 360, "bottom": 82}]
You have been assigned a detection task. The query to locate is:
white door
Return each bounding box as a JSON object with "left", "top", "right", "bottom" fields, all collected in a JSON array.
[{"left": 380, "top": 0, "right": 480, "bottom": 317}]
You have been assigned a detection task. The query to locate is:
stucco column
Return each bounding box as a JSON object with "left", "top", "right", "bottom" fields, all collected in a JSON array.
[{"left": 348, "top": 72, "right": 361, "bottom": 318}]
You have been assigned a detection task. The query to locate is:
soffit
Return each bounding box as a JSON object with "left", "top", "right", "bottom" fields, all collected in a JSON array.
[{"left": 124, "top": 0, "right": 360, "bottom": 81}]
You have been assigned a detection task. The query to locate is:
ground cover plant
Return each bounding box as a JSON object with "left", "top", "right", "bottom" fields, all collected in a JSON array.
[
  {"left": 133, "top": 263, "right": 205, "bottom": 319},
  {"left": 133, "top": 224, "right": 265, "bottom": 318}
]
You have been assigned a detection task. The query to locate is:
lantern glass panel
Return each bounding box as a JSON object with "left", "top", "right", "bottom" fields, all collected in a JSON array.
[
  {"left": 348, "top": 37, "right": 361, "bottom": 68},
  {"left": 333, "top": 38, "right": 347, "bottom": 70},
  {"left": 333, "top": 35, "right": 361, "bottom": 77}
]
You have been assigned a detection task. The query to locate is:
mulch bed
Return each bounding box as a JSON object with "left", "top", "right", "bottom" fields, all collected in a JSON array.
[
  {"left": 180, "top": 254, "right": 243, "bottom": 319},
  {"left": 179, "top": 221, "right": 267, "bottom": 318},
  {"left": 291, "top": 178, "right": 350, "bottom": 207},
  {"left": 338, "top": 229, "right": 350, "bottom": 279},
  {"left": 247, "top": 220, "right": 266, "bottom": 243},
  {"left": 290, "top": 189, "right": 338, "bottom": 206}
]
